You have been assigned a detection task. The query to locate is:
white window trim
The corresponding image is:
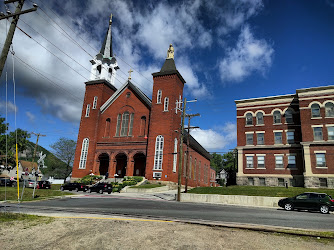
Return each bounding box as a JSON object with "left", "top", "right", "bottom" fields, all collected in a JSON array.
[
  {"left": 245, "top": 131, "right": 254, "bottom": 134},
  {"left": 92, "top": 96, "right": 98, "bottom": 109},
  {"left": 315, "top": 153, "right": 327, "bottom": 168},
  {"left": 164, "top": 97, "right": 169, "bottom": 111},
  {"left": 153, "top": 172, "right": 162, "bottom": 179},
  {"left": 79, "top": 138, "right": 89, "bottom": 169},
  {"left": 257, "top": 155, "right": 265, "bottom": 169},
  {"left": 246, "top": 155, "right": 254, "bottom": 169},
  {"left": 314, "top": 150, "right": 326, "bottom": 153},
  {"left": 255, "top": 131, "right": 265, "bottom": 133},
  {"left": 275, "top": 155, "right": 284, "bottom": 170},
  {"left": 173, "top": 138, "right": 178, "bottom": 172},
  {"left": 273, "top": 130, "right": 283, "bottom": 132},
  {"left": 85, "top": 104, "right": 91, "bottom": 117},
  {"left": 325, "top": 124, "right": 334, "bottom": 127},
  {"left": 311, "top": 125, "right": 323, "bottom": 128},
  {"left": 153, "top": 135, "right": 164, "bottom": 170},
  {"left": 157, "top": 90, "right": 162, "bottom": 104}
]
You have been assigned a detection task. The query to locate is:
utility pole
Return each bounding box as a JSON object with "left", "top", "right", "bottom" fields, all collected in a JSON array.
[
  {"left": 0, "top": 0, "right": 38, "bottom": 78},
  {"left": 177, "top": 98, "right": 186, "bottom": 202},
  {"left": 31, "top": 132, "right": 45, "bottom": 198},
  {"left": 184, "top": 113, "right": 200, "bottom": 192}
]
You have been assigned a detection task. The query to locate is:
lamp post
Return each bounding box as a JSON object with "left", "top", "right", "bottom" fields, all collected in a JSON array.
[
  {"left": 89, "top": 172, "right": 94, "bottom": 185},
  {"left": 114, "top": 173, "right": 118, "bottom": 184}
]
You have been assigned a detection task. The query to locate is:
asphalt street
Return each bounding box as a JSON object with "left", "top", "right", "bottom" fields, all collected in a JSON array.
[{"left": 5, "top": 193, "right": 334, "bottom": 231}]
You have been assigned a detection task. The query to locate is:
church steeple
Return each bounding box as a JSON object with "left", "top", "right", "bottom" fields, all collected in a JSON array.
[
  {"left": 89, "top": 14, "right": 119, "bottom": 85},
  {"left": 100, "top": 14, "right": 113, "bottom": 58}
]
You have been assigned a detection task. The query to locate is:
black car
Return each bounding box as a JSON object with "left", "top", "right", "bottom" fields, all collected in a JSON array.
[
  {"left": 37, "top": 180, "right": 51, "bottom": 189},
  {"left": 88, "top": 183, "right": 113, "bottom": 194},
  {"left": 278, "top": 192, "right": 334, "bottom": 214},
  {"left": 0, "top": 178, "right": 16, "bottom": 187},
  {"left": 60, "top": 182, "right": 87, "bottom": 192}
]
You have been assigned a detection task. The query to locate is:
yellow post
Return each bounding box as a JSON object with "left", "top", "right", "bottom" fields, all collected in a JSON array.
[{"left": 16, "top": 143, "right": 19, "bottom": 201}]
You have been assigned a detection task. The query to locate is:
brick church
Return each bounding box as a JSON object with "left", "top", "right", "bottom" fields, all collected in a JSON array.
[{"left": 71, "top": 16, "right": 213, "bottom": 187}]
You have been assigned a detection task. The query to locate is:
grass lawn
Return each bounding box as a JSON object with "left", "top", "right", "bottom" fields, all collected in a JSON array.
[
  {"left": 0, "top": 185, "right": 72, "bottom": 202},
  {"left": 188, "top": 186, "right": 334, "bottom": 197},
  {"left": 0, "top": 212, "right": 54, "bottom": 224},
  {"left": 130, "top": 183, "right": 165, "bottom": 189}
]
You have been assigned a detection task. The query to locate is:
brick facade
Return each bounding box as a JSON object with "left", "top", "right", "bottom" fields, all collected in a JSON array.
[
  {"left": 71, "top": 33, "right": 212, "bottom": 186},
  {"left": 236, "top": 85, "right": 334, "bottom": 188}
]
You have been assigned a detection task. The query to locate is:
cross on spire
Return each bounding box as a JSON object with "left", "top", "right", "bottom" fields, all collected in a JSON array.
[{"left": 128, "top": 68, "right": 133, "bottom": 80}]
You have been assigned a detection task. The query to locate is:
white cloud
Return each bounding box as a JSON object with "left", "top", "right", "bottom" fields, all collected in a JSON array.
[
  {"left": 219, "top": 25, "right": 274, "bottom": 83},
  {"left": 190, "top": 122, "right": 237, "bottom": 151},
  {"left": 26, "top": 111, "right": 35, "bottom": 122},
  {"left": 0, "top": 101, "right": 18, "bottom": 113}
]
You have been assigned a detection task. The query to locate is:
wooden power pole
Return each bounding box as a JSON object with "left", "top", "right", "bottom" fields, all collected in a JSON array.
[
  {"left": 31, "top": 132, "right": 45, "bottom": 198},
  {"left": 177, "top": 98, "right": 186, "bottom": 202},
  {"left": 0, "top": 0, "right": 38, "bottom": 78}
]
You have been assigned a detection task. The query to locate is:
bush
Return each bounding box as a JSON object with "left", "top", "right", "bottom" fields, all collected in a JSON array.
[{"left": 80, "top": 175, "right": 103, "bottom": 185}]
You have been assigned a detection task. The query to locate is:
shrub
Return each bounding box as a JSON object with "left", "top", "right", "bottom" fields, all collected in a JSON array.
[{"left": 80, "top": 175, "right": 103, "bottom": 185}]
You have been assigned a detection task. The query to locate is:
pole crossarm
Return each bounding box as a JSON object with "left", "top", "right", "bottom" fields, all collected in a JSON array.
[{"left": 0, "top": 7, "right": 38, "bottom": 20}]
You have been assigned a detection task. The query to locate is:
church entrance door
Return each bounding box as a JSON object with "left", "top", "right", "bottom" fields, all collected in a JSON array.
[
  {"left": 99, "top": 153, "right": 109, "bottom": 176},
  {"left": 115, "top": 153, "right": 127, "bottom": 178},
  {"left": 133, "top": 153, "right": 146, "bottom": 176}
]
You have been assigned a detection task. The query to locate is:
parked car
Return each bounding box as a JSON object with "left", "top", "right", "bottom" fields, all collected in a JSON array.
[
  {"left": 60, "top": 182, "right": 88, "bottom": 192},
  {"left": 88, "top": 183, "right": 112, "bottom": 194},
  {"left": 37, "top": 180, "right": 51, "bottom": 189},
  {"left": 0, "top": 178, "right": 16, "bottom": 187},
  {"left": 24, "top": 180, "right": 36, "bottom": 188},
  {"left": 278, "top": 192, "right": 334, "bottom": 214}
]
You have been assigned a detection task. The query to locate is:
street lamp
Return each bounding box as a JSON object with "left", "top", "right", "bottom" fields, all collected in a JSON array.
[
  {"left": 114, "top": 173, "right": 119, "bottom": 184},
  {"left": 89, "top": 172, "right": 94, "bottom": 185}
]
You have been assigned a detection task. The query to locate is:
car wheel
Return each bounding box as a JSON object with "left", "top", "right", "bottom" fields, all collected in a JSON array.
[
  {"left": 75, "top": 188, "right": 79, "bottom": 192},
  {"left": 88, "top": 189, "right": 92, "bottom": 193},
  {"left": 60, "top": 187, "right": 64, "bottom": 191},
  {"left": 99, "top": 189, "right": 103, "bottom": 194},
  {"left": 284, "top": 203, "right": 293, "bottom": 211},
  {"left": 108, "top": 191, "right": 111, "bottom": 194},
  {"left": 320, "top": 205, "right": 329, "bottom": 214}
]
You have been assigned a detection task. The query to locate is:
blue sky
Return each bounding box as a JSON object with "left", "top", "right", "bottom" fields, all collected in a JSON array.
[{"left": 1, "top": 0, "right": 334, "bottom": 153}]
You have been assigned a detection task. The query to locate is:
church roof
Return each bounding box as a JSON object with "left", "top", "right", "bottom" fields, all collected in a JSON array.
[
  {"left": 100, "top": 80, "right": 152, "bottom": 113},
  {"left": 100, "top": 15, "right": 113, "bottom": 58},
  {"left": 152, "top": 58, "right": 186, "bottom": 83}
]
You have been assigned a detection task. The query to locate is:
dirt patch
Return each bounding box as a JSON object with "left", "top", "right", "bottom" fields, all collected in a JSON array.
[{"left": 1, "top": 216, "right": 333, "bottom": 250}]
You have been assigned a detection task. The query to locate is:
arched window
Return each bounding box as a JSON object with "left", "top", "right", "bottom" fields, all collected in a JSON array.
[
  {"left": 140, "top": 116, "right": 146, "bottom": 136},
  {"left": 108, "top": 68, "right": 112, "bottom": 79},
  {"left": 198, "top": 161, "right": 201, "bottom": 181},
  {"left": 311, "top": 103, "right": 321, "bottom": 118},
  {"left": 154, "top": 135, "right": 164, "bottom": 170},
  {"left": 194, "top": 158, "right": 197, "bottom": 180},
  {"left": 157, "top": 90, "right": 162, "bottom": 103},
  {"left": 128, "top": 113, "right": 134, "bottom": 136},
  {"left": 92, "top": 96, "right": 98, "bottom": 109},
  {"left": 115, "top": 114, "right": 121, "bottom": 136},
  {"left": 79, "top": 138, "right": 89, "bottom": 169},
  {"left": 173, "top": 138, "right": 178, "bottom": 172},
  {"left": 325, "top": 102, "right": 334, "bottom": 117},
  {"left": 245, "top": 113, "right": 253, "bottom": 125},
  {"left": 273, "top": 111, "right": 281, "bottom": 124},
  {"left": 285, "top": 109, "right": 293, "bottom": 123},
  {"left": 164, "top": 97, "right": 169, "bottom": 111},
  {"left": 256, "top": 112, "right": 264, "bottom": 125},
  {"left": 85, "top": 104, "right": 91, "bottom": 117},
  {"left": 120, "top": 112, "right": 129, "bottom": 136},
  {"left": 96, "top": 65, "right": 102, "bottom": 76},
  {"left": 104, "top": 118, "right": 111, "bottom": 137}
]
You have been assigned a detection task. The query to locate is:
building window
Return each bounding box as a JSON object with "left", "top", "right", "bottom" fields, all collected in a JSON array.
[
  {"left": 96, "top": 65, "right": 101, "bottom": 76},
  {"left": 257, "top": 133, "right": 264, "bottom": 145},
  {"left": 104, "top": 118, "right": 111, "bottom": 137},
  {"left": 194, "top": 158, "right": 197, "bottom": 180},
  {"left": 246, "top": 134, "right": 253, "bottom": 145},
  {"left": 198, "top": 161, "right": 201, "bottom": 181},
  {"left": 189, "top": 156, "right": 192, "bottom": 178},
  {"left": 120, "top": 112, "right": 130, "bottom": 136},
  {"left": 248, "top": 177, "right": 254, "bottom": 186},
  {"left": 257, "top": 156, "right": 265, "bottom": 169},
  {"left": 108, "top": 68, "right": 112, "bottom": 79},
  {"left": 126, "top": 92, "right": 131, "bottom": 98},
  {"left": 157, "top": 90, "right": 162, "bottom": 103},
  {"left": 115, "top": 114, "right": 121, "bottom": 136},
  {"left": 164, "top": 97, "right": 169, "bottom": 111},
  {"left": 311, "top": 103, "right": 321, "bottom": 118},
  {"left": 328, "top": 126, "right": 334, "bottom": 140},
  {"left": 285, "top": 109, "right": 293, "bottom": 123},
  {"left": 319, "top": 178, "right": 328, "bottom": 188},
  {"left": 85, "top": 104, "right": 90, "bottom": 117},
  {"left": 275, "top": 155, "right": 284, "bottom": 169},
  {"left": 274, "top": 132, "right": 283, "bottom": 144},
  {"left": 153, "top": 172, "right": 162, "bottom": 179},
  {"left": 183, "top": 153, "right": 187, "bottom": 177},
  {"left": 287, "top": 155, "right": 296, "bottom": 168},
  {"left": 140, "top": 116, "right": 146, "bottom": 136},
  {"left": 173, "top": 138, "right": 178, "bottom": 172},
  {"left": 246, "top": 156, "right": 254, "bottom": 168},
  {"left": 313, "top": 127, "right": 323, "bottom": 141},
  {"left": 316, "top": 153, "right": 326, "bottom": 168},
  {"left": 154, "top": 135, "right": 164, "bottom": 170},
  {"left": 278, "top": 178, "right": 285, "bottom": 187},
  {"left": 259, "top": 178, "right": 265, "bottom": 186},
  {"left": 287, "top": 131, "right": 294, "bottom": 144},
  {"left": 325, "top": 102, "right": 334, "bottom": 117},
  {"left": 79, "top": 138, "right": 89, "bottom": 169},
  {"left": 128, "top": 113, "right": 134, "bottom": 136},
  {"left": 245, "top": 113, "right": 253, "bottom": 125},
  {"left": 92, "top": 96, "right": 98, "bottom": 109},
  {"left": 273, "top": 111, "right": 281, "bottom": 124},
  {"left": 256, "top": 112, "right": 264, "bottom": 125}
]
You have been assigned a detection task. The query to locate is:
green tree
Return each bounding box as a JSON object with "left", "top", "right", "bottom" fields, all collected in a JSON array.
[
  {"left": 50, "top": 137, "right": 76, "bottom": 180},
  {"left": 210, "top": 153, "right": 223, "bottom": 174},
  {"left": 222, "top": 149, "right": 237, "bottom": 185}
]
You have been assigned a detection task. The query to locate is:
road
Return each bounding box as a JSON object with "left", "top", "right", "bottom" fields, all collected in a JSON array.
[{"left": 4, "top": 192, "right": 334, "bottom": 231}]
